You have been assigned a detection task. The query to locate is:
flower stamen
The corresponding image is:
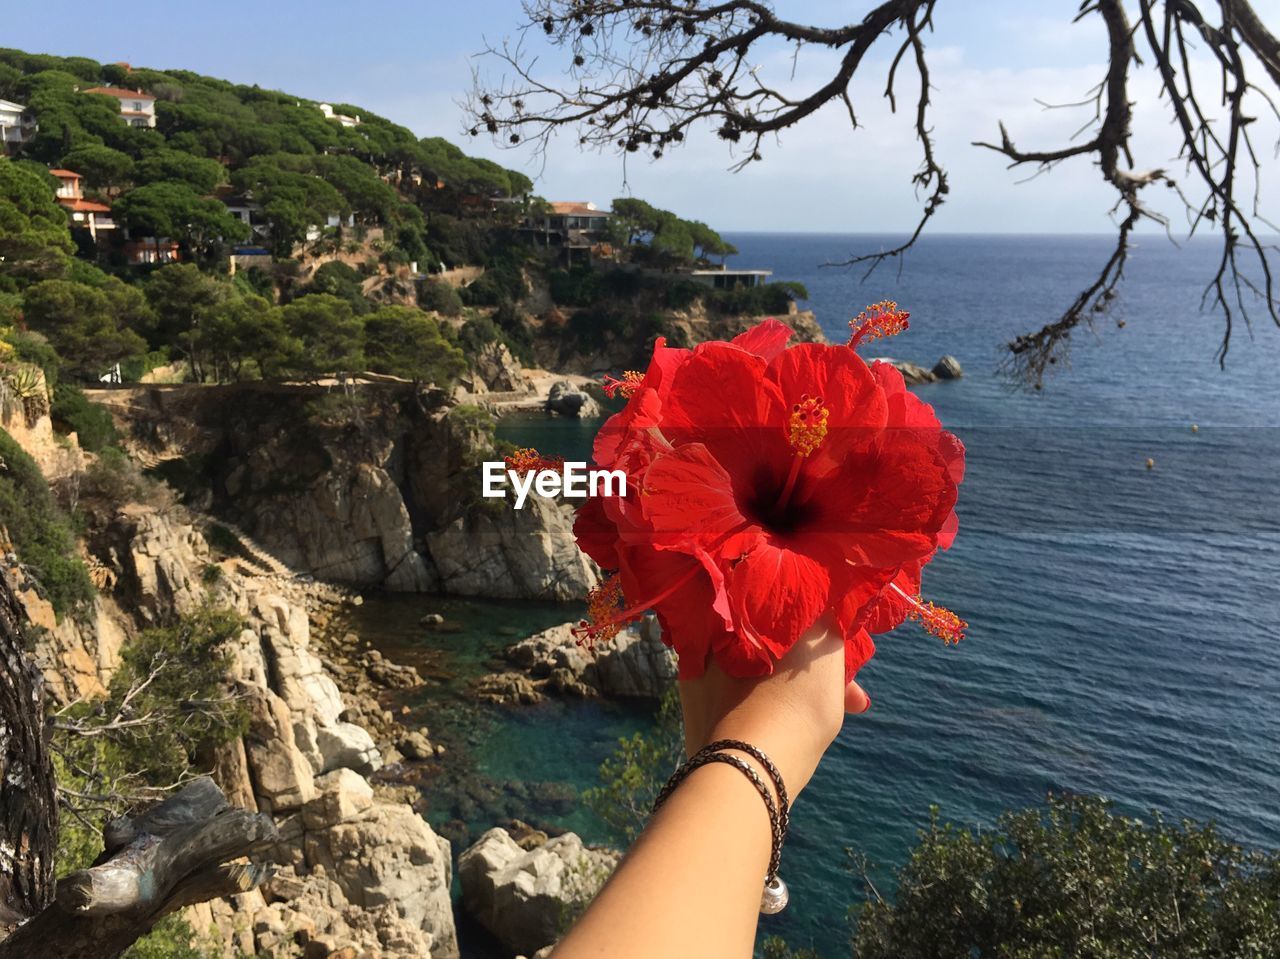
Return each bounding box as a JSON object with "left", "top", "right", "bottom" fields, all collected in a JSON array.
[
  {"left": 505, "top": 447, "right": 564, "bottom": 475},
  {"left": 889, "top": 582, "right": 967, "bottom": 644},
  {"left": 849, "top": 301, "right": 910, "bottom": 349},
  {"left": 601, "top": 370, "right": 644, "bottom": 399},
  {"left": 572, "top": 561, "right": 704, "bottom": 646},
  {"left": 787, "top": 393, "right": 829, "bottom": 457}
]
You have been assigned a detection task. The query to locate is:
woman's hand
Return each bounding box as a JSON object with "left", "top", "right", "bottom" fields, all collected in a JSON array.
[
  {"left": 678, "top": 618, "right": 871, "bottom": 799},
  {"left": 555, "top": 619, "right": 873, "bottom": 959}
]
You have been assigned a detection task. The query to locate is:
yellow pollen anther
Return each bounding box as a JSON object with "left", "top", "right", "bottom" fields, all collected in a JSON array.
[
  {"left": 788, "top": 393, "right": 829, "bottom": 457},
  {"left": 601, "top": 370, "right": 644, "bottom": 399},
  {"left": 849, "top": 300, "right": 910, "bottom": 348}
]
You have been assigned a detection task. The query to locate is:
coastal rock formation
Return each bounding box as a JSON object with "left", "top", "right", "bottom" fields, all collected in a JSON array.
[
  {"left": 545, "top": 380, "right": 601, "bottom": 418},
  {"left": 424, "top": 498, "right": 597, "bottom": 601},
  {"left": 467, "top": 340, "right": 531, "bottom": 393},
  {"left": 873, "top": 355, "right": 963, "bottom": 385},
  {"left": 86, "top": 383, "right": 594, "bottom": 601},
  {"left": 11, "top": 479, "right": 460, "bottom": 958},
  {"left": 477, "top": 619, "right": 676, "bottom": 703},
  {"left": 458, "top": 826, "right": 619, "bottom": 957},
  {"left": 932, "top": 354, "right": 964, "bottom": 380}
]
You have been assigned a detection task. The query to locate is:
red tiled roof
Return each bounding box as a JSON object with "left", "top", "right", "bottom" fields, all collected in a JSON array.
[
  {"left": 549, "top": 201, "right": 610, "bottom": 216},
  {"left": 48, "top": 168, "right": 81, "bottom": 178},
  {"left": 65, "top": 198, "right": 112, "bottom": 213},
  {"left": 83, "top": 86, "right": 154, "bottom": 100}
]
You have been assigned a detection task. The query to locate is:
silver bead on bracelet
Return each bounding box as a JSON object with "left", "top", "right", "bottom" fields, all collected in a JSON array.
[{"left": 652, "top": 739, "right": 791, "bottom": 914}]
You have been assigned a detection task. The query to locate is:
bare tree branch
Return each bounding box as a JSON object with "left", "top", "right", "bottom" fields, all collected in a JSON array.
[{"left": 468, "top": 0, "right": 1280, "bottom": 384}]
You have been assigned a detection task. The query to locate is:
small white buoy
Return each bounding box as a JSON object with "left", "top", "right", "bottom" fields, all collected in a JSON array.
[
  {"left": 1191, "top": 424, "right": 1199, "bottom": 433},
  {"left": 1145, "top": 458, "right": 1155, "bottom": 470}
]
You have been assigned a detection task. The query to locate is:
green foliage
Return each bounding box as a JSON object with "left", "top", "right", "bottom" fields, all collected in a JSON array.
[
  {"left": 709, "top": 281, "right": 809, "bottom": 317},
  {"left": 0, "top": 428, "right": 94, "bottom": 617},
  {"left": 0, "top": 158, "right": 75, "bottom": 285},
  {"left": 133, "top": 148, "right": 226, "bottom": 193},
  {"left": 460, "top": 256, "right": 528, "bottom": 307},
  {"left": 122, "top": 916, "right": 218, "bottom": 959},
  {"left": 548, "top": 264, "right": 605, "bottom": 307},
  {"left": 362, "top": 305, "right": 466, "bottom": 386},
  {"left": 760, "top": 937, "right": 821, "bottom": 959},
  {"left": 59, "top": 143, "right": 135, "bottom": 192},
  {"left": 56, "top": 603, "right": 249, "bottom": 793},
  {"left": 279, "top": 293, "right": 363, "bottom": 376},
  {"left": 303, "top": 260, "right": 366, "bottom": 309},
  {"left": 855, "top": 795, "right": 1280, "bottom": 959},
  {"left": 417, "top": 278, "right": 464, "bottom": 317},
  {"left": 609, "top": 197, "right": 734, "bottom": 265},
  {"left": 50, "top": 381, "right": 119, "bottom": 451},
  {"left": 583, "top": 685, "right": 683, "bottom": 844},
  {"left": 113, "top": 182, "right": 248, "bottom": 258}
]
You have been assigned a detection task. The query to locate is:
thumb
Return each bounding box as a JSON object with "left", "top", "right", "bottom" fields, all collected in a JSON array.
[{"left": 844, "top": 679, "right": 871, "bottom": 715}]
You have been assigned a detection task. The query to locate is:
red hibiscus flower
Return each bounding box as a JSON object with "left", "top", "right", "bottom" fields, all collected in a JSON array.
[{"left": 572, "top": 309, "right": 965, "bottom": 684}]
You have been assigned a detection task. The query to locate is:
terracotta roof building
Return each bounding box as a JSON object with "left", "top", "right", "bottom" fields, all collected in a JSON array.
[
  {"left": 83, "top": 86, "right": 157, "bottom": 128},
  {"left": 49, "top": 168, "right": 116, "bottom": 241}
]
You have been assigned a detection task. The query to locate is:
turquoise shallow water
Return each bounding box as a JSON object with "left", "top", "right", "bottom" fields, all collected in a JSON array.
[{"left": 363, "top": 234, "right": 1280, "bottom": 957}]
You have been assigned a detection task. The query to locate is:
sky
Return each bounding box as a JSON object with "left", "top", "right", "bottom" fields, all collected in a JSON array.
[{"left": 4, "top": 0, "right": 1279, "bottom": 233}]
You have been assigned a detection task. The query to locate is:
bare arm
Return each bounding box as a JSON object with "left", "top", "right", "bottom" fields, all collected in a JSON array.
[{"left": 555, "top": 622, "right": 868, "bottom": 958}]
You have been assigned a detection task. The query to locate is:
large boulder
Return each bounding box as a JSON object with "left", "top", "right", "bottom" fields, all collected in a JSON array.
[
  {"left": 459, "top": 827, "right": 618, "bottom": 957},
  {"left": 931, "top": 354, "right": 964, "bottom": 379},
  {"left": 545, "top": 380, "right": 601, "bottom": 418},
  {"left": 872, "top": 357, "right": 936, "bottom": 385},
  {"left": 424, "top": 498, "right": 598, "bottom": 601}
]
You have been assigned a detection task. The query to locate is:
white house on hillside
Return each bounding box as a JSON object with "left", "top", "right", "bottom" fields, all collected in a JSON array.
[
  {"left": 49, "top": 168, "right": 116, "bottom": 241},
  {"left": 82, "top": 86, "right": 157, "bottom": 127},
  {"left": 0, "top": 99, "right": 36, "bottom": 152},
  {"left": 318, "top": 102, "right": 360, "bottom": 127}
]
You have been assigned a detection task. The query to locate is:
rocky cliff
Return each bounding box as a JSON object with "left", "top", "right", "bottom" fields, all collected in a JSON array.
[{"left": 86, "top": 382, "right": 596, "bottom": 601}]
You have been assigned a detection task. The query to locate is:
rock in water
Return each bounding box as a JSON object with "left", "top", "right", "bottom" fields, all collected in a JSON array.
[
  {"left": 458, "top": 827, "right": 619, "bottom": 956},
  {"left": 545, "top": 380, "right": 601, "bottom": 418},
  {"left": 871, "top": 357, "right": 936, "bottom": 385},
  {"left": 932, "top": 354, "right": 963, "bottom": 379},
  {"left": 495, "top": 620, "right": 677, "bottom": 701}
]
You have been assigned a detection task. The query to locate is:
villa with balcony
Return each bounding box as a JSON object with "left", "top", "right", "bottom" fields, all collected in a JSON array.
[
  {"left": 521, "top": 201, "right": 614, "bottom": 265},
  {"left": 0, "top": 99, "right": 36, "bottom": 153},
  {"left": 49, "top": 168, "right": 116, "bottom": 241},
  {"left": 82, "top": 86, "right": 157, "bottom": 127}
]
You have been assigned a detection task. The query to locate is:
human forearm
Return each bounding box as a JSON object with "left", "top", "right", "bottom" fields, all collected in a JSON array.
[{"left": 554, "top": 759, "right": 774, "bottom": 959}]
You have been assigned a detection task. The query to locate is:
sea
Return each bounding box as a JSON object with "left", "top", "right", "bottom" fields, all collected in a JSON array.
[{"left": 352, "top": 233, "right": 1280, "bottom": 957}]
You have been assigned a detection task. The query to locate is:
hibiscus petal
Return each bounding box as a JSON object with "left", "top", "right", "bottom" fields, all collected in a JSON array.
[
  {"left": 640, "top": 443, "right": 758, "bottom": 553},
  {"left": 844, "top": 628, "right": 876, "bottom": 684},
  {"left": 573, "top": 496, "right": 619, "bottom": 569},
  {"left": 726, "top": 542, "right": 830, "bottom": 666},
  {"left": 729, "top": 317, "right": 794, "bottom": 361}
]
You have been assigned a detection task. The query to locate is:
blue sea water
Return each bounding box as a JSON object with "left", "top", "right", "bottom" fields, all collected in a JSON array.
[{"left": 368, "top": 233, "right": 1280, "bottom": 957}]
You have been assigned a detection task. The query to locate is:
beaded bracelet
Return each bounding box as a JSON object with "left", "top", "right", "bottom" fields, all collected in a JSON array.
[{"left": 652, "top": 741, "right": 790, "bottom": 914}]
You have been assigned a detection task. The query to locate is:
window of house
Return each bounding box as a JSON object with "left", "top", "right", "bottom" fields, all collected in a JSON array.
[{"left": 133, "top": 102, "right": 143, "bottom": 112}]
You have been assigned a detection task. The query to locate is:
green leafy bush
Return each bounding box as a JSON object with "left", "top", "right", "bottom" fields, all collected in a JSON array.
[
  {"left": 583, "top": 686, "right": 683, "bottom": 844},
  {"left": 0, "top": 428, "right": 94, "bottom": 618},
  {"left": 418, "top": 279, "right": 464, "bottom": 317},
  {"left": 855, "top": 794, "right": 1280, "bottom": 959},
  {"left": 708, "top": 281, "right": 809, "bottom": 316},
  {"left": 50, "top": 381, "right": 118, "bottom": 451}
]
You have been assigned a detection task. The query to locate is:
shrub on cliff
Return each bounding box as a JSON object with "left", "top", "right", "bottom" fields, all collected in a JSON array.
[
  {"left": 0, "top": 427, "right": 94, "bottom": 619},
  {"left": 50, "top": 382, "right": 118, "bottom": 452},
  {"left": 854, "top": 794, "right": 1280, "bottom": 958},
  {"left": 418, "top": 278, "right": 464, "bottom": 317}
]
